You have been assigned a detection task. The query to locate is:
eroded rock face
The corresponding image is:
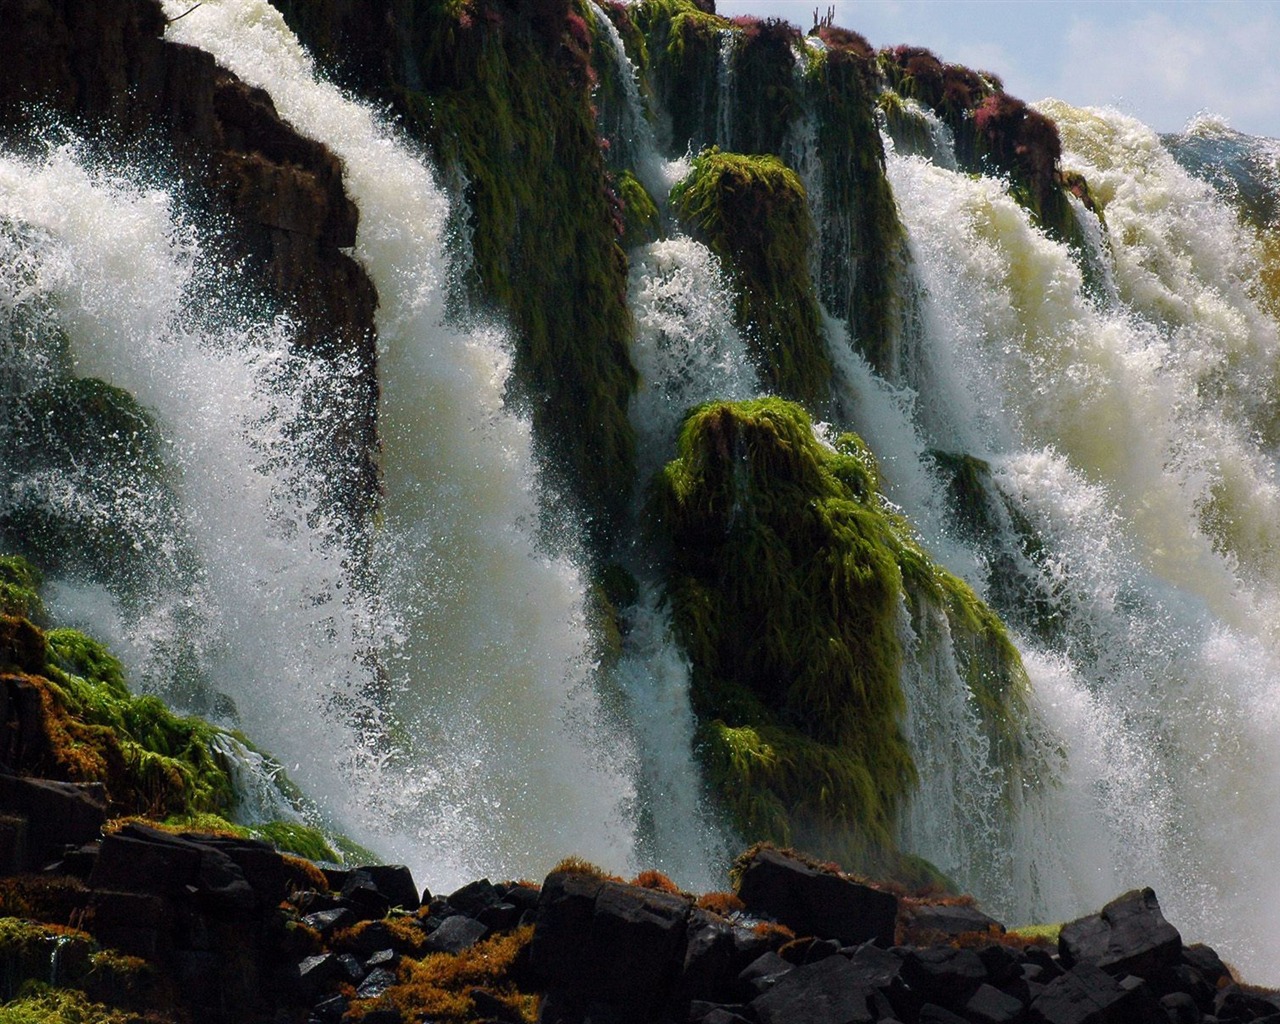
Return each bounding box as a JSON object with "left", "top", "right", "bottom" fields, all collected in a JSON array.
[{"left": 0, "top": 0, "right": 380, "bottom": 522}]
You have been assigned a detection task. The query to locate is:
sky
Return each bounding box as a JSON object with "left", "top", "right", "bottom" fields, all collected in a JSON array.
[{"left": 713, "top": 0, "right": 1280, "bottom": 139}]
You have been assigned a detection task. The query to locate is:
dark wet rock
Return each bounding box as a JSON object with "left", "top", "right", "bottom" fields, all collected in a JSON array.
[
  {"left": 340, "top": 869, "right": 393, "bottom": 919},
  {"left": 312, "top": 994, "right": 349, "bottom": 1024},
  {"left": 0, "top": 773, "right": 106, "bottom": 870},
  {"left": 917, "top": 1005, "right": 968, "bottom": 1024},
  {"left": 353, "top": 864, "right": 419, "bottom": 912},
  {"left": 739, "top": 951, "right": 795, "bottom": 995},
  {"left": 531, "top": 870, "right": 691, "bottom": 1022},
  {"left": 91, "top": 823, "right": 256, "bottom": 911},
  {"left": 425, "top": 914, "right": 488, "bottom": 953},
  {"left": 293, "top": 953, "right": 344, "bottom": 1000},
  {"left": 900, "top": 946, "right": 988, "bottom": 1008},
  {"left": 735, "top": 847, "right": 897, "bottom": 946},
  {"left": 1160, "top": 991, "right": 1200, "bottom": 1024},
  {"left": 1059, "top": 888, "right": 1181, "bottom": 980},
  {"left": 750, "top": 954, "right": 876, "bottom": 1024},
  {"left": 450, "top": 877, "right": 501, "bottom": 916},
  {"left": 680, "top": 909, "right": 776, "bottom": 1005},
  {"left": 904, "top": 901, "right": 1004, "bottom": 938},
  {"left": 965, "top": 982, "right": 1026, "bottom": 1024},
  {"left": 303, "top": 907, "right": 358, "bottom": 937},
  {"left": 357, "top": 965, "right": 397, "bottom": 999},
  {"left": 1028, "top": 960, "right": 1164, "bottom": 1024}
]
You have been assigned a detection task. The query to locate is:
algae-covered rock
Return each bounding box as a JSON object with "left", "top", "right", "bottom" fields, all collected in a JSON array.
[
  {"left": 616, "top": 170, "right": 660, "bottom": 247},
  {"left": 652, "top": 398, "right": 912, "bottom": 864},
  {"left": 653, "top": 399, "right": 1033, "bottom": 874},
  {"left": 631, "top": 0, "right": 730, "bottom": 154},
  {"left": 801, "top": 36, "right": 908, "bottom": 375},
  {"left": 671, "top": 152, "right": 831, "bottom": 409},
  {"left": 277, "top": 0, "right": 640, "bottom": 549}
]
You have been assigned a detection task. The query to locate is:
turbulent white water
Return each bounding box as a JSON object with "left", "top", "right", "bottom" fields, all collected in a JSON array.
[
  {"left": 0, "top": 0, "right": 662, "bottom": 891},
  {"left": 883, "top": 102, "right": 1280, "bottom": 977},
  {"left": 7, "top": 0, "right": 1280, "bottom": 980}
]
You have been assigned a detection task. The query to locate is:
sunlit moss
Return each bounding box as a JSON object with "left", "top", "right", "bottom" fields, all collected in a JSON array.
[
  {"left": 671, "top": 151, "right": 831, "bottom": 408},
  {"left": 653, "top": 399, "right": 1034, "bottom": 873}
]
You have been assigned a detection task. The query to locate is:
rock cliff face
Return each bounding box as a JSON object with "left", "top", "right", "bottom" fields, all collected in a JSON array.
[{"left": 0, "top": 0, "right": 381, "bottom": 522}]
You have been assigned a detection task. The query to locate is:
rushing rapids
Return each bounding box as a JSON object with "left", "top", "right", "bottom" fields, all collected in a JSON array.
[{"left": 3, "top": 0, "right": 1280, "bottom": 983}]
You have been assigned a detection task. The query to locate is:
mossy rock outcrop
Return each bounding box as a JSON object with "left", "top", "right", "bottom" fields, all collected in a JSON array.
[
  {"left": 671, "top": 151, "right": 831, "bottom": 409},
  {"left": 276, "top": 0, "right": 641, "bottom": 551},
  {"left": 0, "top": 556, "right": 321, "bottom": 847},
  {"left": 652, "top": 399, "right": 1033, "bottom": 874}
]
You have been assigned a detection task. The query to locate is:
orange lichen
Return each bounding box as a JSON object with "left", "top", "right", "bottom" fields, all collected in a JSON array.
[
  {"left": 348, "top": 925, "right": 537, "bottom": 1024},
  {"left": 695, "top": 891, "right": 745, "bottom": 916},
  {"left": 630, "top": 870, "right": 682, "bottom": 894}
]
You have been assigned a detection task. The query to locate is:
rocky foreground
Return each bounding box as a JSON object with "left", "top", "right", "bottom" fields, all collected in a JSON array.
[{"left": 0, "top": 779, "right": 1270, "bottom": 1024}]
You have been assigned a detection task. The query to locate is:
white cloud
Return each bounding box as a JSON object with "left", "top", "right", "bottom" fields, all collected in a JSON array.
[{"left": 1058, "top": 8, "right": 1280, "bottom": 136}]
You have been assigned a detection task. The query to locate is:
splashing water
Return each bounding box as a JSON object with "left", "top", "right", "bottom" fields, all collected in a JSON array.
[{"left": 884, "top": 102, "right": 1280, "bottom": 976}]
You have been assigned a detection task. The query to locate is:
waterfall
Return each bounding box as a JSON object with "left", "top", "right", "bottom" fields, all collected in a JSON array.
[
  {"left": 0, "top": 0, "right": 651, "bottom": 889},
  {"left": 882, "top": 104, "right": 1280, "bottom": 976}
]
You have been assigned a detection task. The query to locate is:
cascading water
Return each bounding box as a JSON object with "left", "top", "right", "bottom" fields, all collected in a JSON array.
[
  {"left": 7, "top": 0, "right": 1280, "bottom": 982},
  {"left": 0, "top": 0, "right": 655, "bottom": 890},
  {"left": 880, "top": 101, "right": 1280, "bottom": 975}
]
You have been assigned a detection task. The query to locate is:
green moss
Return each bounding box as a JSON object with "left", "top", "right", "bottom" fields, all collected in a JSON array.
[
  {"left": 801, "top": 43, "right": 908, "bottom": 376},
  {"left": 0, "top": 980, "right": 149, "bottom": 1024},
  {"left": 653, "top": 399, "right": 1035, "bottom": 871},
  {"left": 630, "top": 0, "right": 729, "bottom": 153},
  {"left": 0, "top": 556, "right": 43, "bottom": 622},
  {"left": 876, "top": 90, "right": 936, "bottom": 159},
  {"left": 726, "top": 19, "right": 803, "bottom": 156},
  {"left": 616, "top": 170, "right": 660, "bottom": 247},
  {"left": 671, "top": 150, "right": 831, "bottom": 408},
  {"left": 652, "top": 399, "right": 915, "bottom": 864}
]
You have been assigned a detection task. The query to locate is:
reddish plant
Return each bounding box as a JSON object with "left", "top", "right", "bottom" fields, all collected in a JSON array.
[{"left": 814, "top": 25, "right": 873, "bottom": 60}]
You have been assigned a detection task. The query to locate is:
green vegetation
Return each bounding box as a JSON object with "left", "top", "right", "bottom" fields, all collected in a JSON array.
[
  {"left": 616, "top": 170, "right": 660, "bottom": 247},
  {"left": 802, "top": 36, "right": 908, "bottom": 374},
  {"left": 0, "top": 558, "right": 320, "bottom": 841},
  {"left": 0, "top": 556, "right": 43, "bottom": 621},
  {"left": 653, "top": 399, "right": 1033, "bottom": 872},
  {"left": 671, "top": 150, "right": 831, "bottom": 408},
  {"left": 630, "top": 0, "right": 729, "bottom": 153}
]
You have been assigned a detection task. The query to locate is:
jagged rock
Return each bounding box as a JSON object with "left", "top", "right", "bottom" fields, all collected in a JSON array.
[
  {"left": 354, "top": 864, "right": 419, "bottom": 911},
  {"left": 531, "top": 870, "right": 691, "bottom": 1022},
  {"left": 749, "top": 954, "right": 876, "bottom": 1024},
  {"left": 735, "top": 847, "right": 898, "bottom": 946},
  {"left": 425, "top": 914, "right": 488, "bottom": 954},
  {"left": 1059, "top": 888, "right": 1181, "bottom": 980},
  {"left": 90, "top": 823, "right": 255, "bottom": 911},
  {"left": 680, "top": 909, "right": 775, "bottom": 1004},
  {"left": 303, "top": 907, "right": 358, "bottom": 936},
  {"left": 965, "top": 983, "right": 1026, "bottom": 1024},
  {"left": 900, "top": 946, "right": 988, "bottom": 1008},
  {"left": 450, "top": 877, "right": 501, "bottom": 916},
  {"left": 904, "top": 901, "right": 1004, "bottom": 938},
  {"left": 357, "top": 965, "right": 397, "bottom": 999},
  {"left": 1159, "top": 991, "right": 1199, "bottom": 1024},
  {"left": 739, "top": 951, "right": 795, "bottom": 995},
  {"left": 293, "top": 953, "right": 344, "bottom": 999},
  {"left": 1214, "top": 984, "right": 1280, "bottom": 1022},
  {"left": 0, "top": 773, "right": 106, "bottom": 870},
  {"left": 1028, "top": 960, "right": 1164, "bottom": 1024},
  {"left": 340, "top": 869, "right": 393, "bottom": 919}
]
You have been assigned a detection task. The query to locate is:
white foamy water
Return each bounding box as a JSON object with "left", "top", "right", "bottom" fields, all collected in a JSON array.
[{"left": 884, "top": 102, "right": 1280, "bottom": 978}]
